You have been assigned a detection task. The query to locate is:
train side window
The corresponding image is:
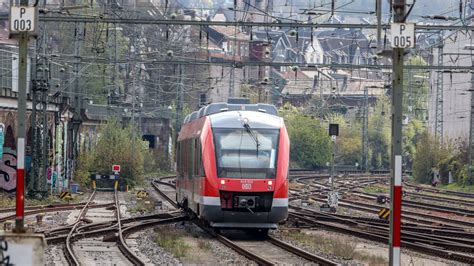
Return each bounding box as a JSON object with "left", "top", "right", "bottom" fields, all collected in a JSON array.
[
  {"left": 187, "top": 139, "right": 191, "bottom": 176},
  {"left": 194, "top": 138, "right": 199, "bottom": 176},
  {"left": 183, "top": 140, "right": 187, "bottom": 176},
  {"left": 188, "top": 138, "right": 193, "bottom": 178},
  {"left": 177, "top": 142, "right": 181, "bottom": 174},
  {"left": 184, "top": 139, "right": 187, "bottom": 177},
  {"left": 198, "top": 140, "right": 204, "bottom": 176},
  {"left": 191, "top": 138, "right": 194, "bottom": 177}
]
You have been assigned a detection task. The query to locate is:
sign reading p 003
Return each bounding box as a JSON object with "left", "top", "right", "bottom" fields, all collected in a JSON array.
[
  {"left": 390, "top": 23, "right": 415, "bottom": 48},
  {"left": 9, "top": 6, "right": 38, "bottom": 35}
]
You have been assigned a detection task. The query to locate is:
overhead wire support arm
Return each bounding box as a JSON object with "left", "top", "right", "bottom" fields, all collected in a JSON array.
[
  {"left": 47, "top": 56, "right": 474, "bottom": 70},
  {"left": 1, "top": 15, "right": 474, "bottom": 31}
]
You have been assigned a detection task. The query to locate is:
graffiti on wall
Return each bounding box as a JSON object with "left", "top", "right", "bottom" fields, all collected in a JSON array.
[{"left": 0, "top": 152, "right": 17, "bottom": 192}]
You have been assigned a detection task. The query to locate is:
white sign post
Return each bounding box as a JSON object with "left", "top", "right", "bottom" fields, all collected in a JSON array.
[
  {"left": 9, "top": 4, "right": 38, "bottom": 233},
  {"left": 390, "top": 23, "right": 415, "bottom": 48},
  {"left": 9, "top": 6, "right": 38, "bottom": 35}
]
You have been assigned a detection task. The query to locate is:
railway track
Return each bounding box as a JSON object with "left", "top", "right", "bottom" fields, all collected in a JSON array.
[
  {"left": 60, "top": 190, "right": 155, "bottom": 265},
  {"left": 212, "top": 230, "right": 338, "bottom": 265},
  {"left": 153, "top": 175, "right": 474, "bottom": 264},
  {"left": 114, "top": 187, "right": 146, "bottom": 265},
  {"left": 293, "top": 177, "right": 474, "bottom": 228},
  {"left": 0, "top": 202, "right": 91, "bottom": 213},
  {"left": 151, "top": 178, "right": 339, "bottom": 266},
  {"left": 0, "top": 201, "right": 114, "bottom": 223},
  {"left": 288, "top": 208, "right": 474, "bottom": 264},
  {"left": 353, "top": 191, "right": 474, "bottom": 217},
  {"left": 64, "top": 191, "right": 98, "bottom": 265},
  {"left": 43, "top": 212, "right": 186, "bottom": 243},
  {"left": 288, "top": 174, "right": 474, "bottom": 264},
  {"left": 404, "top": 182, "right": 474, "bottom": 199}
]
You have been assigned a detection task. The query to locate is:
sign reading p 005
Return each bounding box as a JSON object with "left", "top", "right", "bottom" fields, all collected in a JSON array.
[
  {"left": 9, "top": 6, "right": 38, "bottom": 35},
  {"left": 390, "top": 23, "right": 415, "bottom": 48}
]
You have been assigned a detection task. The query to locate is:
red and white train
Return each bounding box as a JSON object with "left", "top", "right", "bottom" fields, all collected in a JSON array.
[{"left": 176, "top": 100, "right": 290, "bottom": 231}]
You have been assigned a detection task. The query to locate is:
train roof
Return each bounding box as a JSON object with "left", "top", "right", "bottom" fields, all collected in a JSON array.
[{"left": 183, "top": 102, "right": 278, "bottom": 124}]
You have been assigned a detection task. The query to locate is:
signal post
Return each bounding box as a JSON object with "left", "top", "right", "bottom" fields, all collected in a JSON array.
[
  {"left": 9, "top": 0, "right": 38, "bottom": 234},
  {"left": 1, "top": 3, "right": 46, "bottom": 265},
  {"left": 389, "top": 0, "right": 413, "bottom": 265}
]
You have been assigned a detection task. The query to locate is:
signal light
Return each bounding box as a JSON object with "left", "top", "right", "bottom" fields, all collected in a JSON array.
[{"left": 268, "top": 181, "right": 273, "bottom": 186}]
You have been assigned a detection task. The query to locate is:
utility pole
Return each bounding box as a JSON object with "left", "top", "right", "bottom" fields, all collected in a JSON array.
[
  {"left": 229, "top": 66, "right": 235, "bottom": 98},
  {"left": 362, "top": 86, "right": 369, "bottom": 172},
  {"left": 40, "top": 60, "right": 49, "bottom": 194},
  {"left": 15, "top": 26, "right": 28, "bottom": 233},
  {"left": 70, "top": 19, "right": 84, "bottom": 190},
  {"left": 30, "top": 63, "right": 38, "bottom": 192},
  {"left": 390, "top": 1, "right": 407, "bottom": 265},
  {"left": 468, "top": 43, "right": 474, "bottom": 183},
  {"left": 376, "top": 0, "right": 382, "bottom": 49},
  {"left": 435, "top": 33, "right": 444, "bottom": 140},
  {"left": 32, "top": 57, "right": 49, "bottom": 195}
]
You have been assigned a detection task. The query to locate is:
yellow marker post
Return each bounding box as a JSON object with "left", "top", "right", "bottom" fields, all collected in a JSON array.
[
  {"left": 92, "top": 180, "right": 96, "bottom": 190},
  {"left": 126, "top": 185, "right": 129, "bottom": 192},
  {"left": 114, "top": 180, "right": 118, "bottom": 190}
]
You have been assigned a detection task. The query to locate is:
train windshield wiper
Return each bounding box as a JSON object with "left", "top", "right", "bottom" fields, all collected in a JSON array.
[{"left": 243, "top": 120, "right": 260, "bottom": 155}]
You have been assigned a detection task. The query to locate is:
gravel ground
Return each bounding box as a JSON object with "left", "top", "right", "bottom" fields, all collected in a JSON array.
[
  {"left": 30, "top": 210, "right": 71, "bottom": 232},
  {"left": 135, "top": 228, "right": 181, "bottom": 265},
  {"left": 41, "top": 210, "right": 74, "bottom": 265},
  {"left": 129, "top": 182, "right": 254, "bottom": 265},
  {"left": 177, "top": 221, "right": 255, "bottom": 265},
  {"left": 44, "top": 244, "right": 68, "bottom": 265},
  {"left": 133, "top": 218, "right": 256, "bottom": 265}
]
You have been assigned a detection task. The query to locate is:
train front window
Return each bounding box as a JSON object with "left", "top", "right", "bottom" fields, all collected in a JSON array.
[{"left": 213, "top": 128, "right": 279, "bottom": 178}]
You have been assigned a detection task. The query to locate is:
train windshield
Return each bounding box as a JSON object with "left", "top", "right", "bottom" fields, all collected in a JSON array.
[{"left": 213, "top": 128, "right": 279, "bottom": 179}]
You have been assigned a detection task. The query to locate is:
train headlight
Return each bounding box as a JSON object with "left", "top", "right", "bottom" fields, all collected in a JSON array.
[
  {"left": 220, "top": 180, "right": 225, "bottom": 185},
  {"left": 268, "top": 181, "right": 273, "bottom": 186}
]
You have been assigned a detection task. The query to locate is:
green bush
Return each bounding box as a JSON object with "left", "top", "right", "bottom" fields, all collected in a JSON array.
[
  {"left": 280, "top": 104, "right": 331, "bottom": 168},
  {"left": 75, "top": 119, "right": 151, "bottom": 188}
]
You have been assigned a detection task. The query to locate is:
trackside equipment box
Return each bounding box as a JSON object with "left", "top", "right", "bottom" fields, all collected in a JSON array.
[{"left": 0, "top": 233, "right": 46, "bottom": 265}]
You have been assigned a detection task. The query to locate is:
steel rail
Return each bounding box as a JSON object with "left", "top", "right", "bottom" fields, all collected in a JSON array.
[
  {"left": 403, "top": 182, "right": 474, "bottom": 198},
  {"left": 266, "top": 236, "right": 339, "bottom": 266},
  {"left": 353, "top": 192, "right": 474, "bottom": 217},
  {"left": 46, "top": 216, "right": 188, "bottom": 244},
  {"left": 307, "top": 196, "right": 474, "bottom": 228},
  {"left": 0, "top": 202, "right": 113, "bottom": 223},
  {"left": 64, "top": 190, "right": 97, "bottom": 266},
  {"left": 151, "top": 179, "right": 178, "bottom": 208},
  {"left": 0, "top": 202, "right": 90, "bottom": 213},
  {"left": 213, "top": 232, "right": 274, "bottom": 265},
  {"left": 291, "top": 206, "right": 474, "bottom": 239},
  {"left": 404, "top": 191, "right": 474, "bottom": 207},
  {"left": 114, "top": 188, "right": 146, "bottom": 266}
]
